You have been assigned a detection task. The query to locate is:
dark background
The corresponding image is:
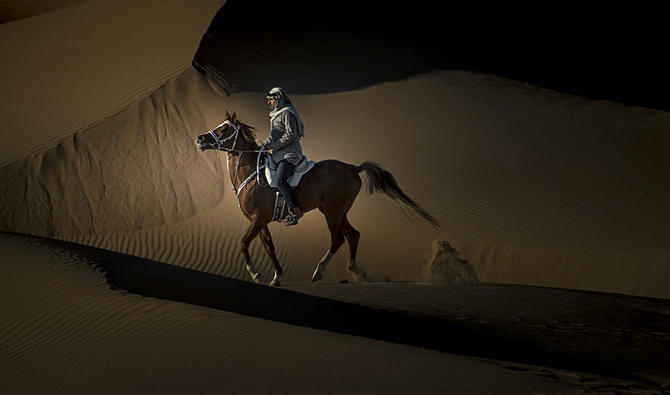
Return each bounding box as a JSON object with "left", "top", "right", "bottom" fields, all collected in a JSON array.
[{"left": 193, "top": 1, "right": 668, "bottom": 112}]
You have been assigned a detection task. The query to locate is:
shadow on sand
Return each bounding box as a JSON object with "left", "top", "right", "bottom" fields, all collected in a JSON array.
[{"left": 8, "top": 232, "right": 668, "bottom": 387}]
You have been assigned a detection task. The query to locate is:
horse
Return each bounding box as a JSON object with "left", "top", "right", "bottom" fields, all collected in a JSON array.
[{"left": 196, "top": 112, "right": 440, "bottom": 286}]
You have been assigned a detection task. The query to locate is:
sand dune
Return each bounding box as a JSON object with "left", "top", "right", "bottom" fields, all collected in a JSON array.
[
  {"left": 3, "top": 1, "right": 669, "bottom": 392},
  {"left": 0, "top": 0, "right": 224, "bottom": 167},
  {"left": 2, "top": 1, "right": 669, "bottom": 299},
  {"left": 2, "top": 66, "right": 670, "bottom": 298},
  {"left": 0, "top": 0, "right": 86, "bottom": 23},
  {"left": 2, "top": 232, "right": 667, "bottom": 394}
]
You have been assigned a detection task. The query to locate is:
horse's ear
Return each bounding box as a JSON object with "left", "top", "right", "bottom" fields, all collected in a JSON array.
[
  {"left": 232, "top": 112, "right": 237, "bottom": 122},
  {"left": 225, "top": 111, "right": 231, "bottom": 119}
]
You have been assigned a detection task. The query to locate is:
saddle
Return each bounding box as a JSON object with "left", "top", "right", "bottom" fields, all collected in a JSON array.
[
  {"left": 263, "top": 153, "right": 316, "bottom": 222},
  {"left": 264, "top": 153, "right": 316, "bottom": 188}
]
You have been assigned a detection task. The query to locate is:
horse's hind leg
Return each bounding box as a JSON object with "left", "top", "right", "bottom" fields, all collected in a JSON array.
[
  {"left": 241, "top": 218, "right": 266, "bottom": 283},
  {"left": 341, "top": 216, "right": 362, "bottom": 276},
  {"left": 259, "top": 226, "right": 282, "bottom": 286},
  {"left": 311, "top": 211, "right": 345, "bottom": 282}
]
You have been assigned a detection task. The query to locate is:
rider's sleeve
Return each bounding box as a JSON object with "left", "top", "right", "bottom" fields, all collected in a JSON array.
[{"left": 264, "top": 111, "right": 300, "bottom": 150}]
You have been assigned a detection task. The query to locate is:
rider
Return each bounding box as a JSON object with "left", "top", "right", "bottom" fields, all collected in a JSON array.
[{"left": 262, "top": 87, "right": 305, "bottom": 226}]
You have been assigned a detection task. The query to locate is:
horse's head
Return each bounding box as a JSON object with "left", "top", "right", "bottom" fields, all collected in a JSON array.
[{"left": 196, "top": 112, "right": 240, "bottom": 151}]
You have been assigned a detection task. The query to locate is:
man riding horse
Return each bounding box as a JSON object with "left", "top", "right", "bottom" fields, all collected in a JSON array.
[
  {"left": 262, "top": 87, "right": 305, "bottom": 226},
  {"left": 195, "top": 97, "right": 439, "bottom": 286}
]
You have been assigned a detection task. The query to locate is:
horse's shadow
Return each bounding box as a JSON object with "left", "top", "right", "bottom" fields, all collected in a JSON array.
[
  {"left": 100, "top": 249, "right": 465, "bottom": 349},
  {"left": 99, "top": 247, "right": 522, "bottom": 358},
  {"left": 17, "top": 232, "right": 653, "bottom": 385}
]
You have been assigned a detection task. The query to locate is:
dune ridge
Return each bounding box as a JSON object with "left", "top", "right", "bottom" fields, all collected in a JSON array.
[
  {"left": 0, "top": 0, "right": 86, "bottom": 23},
  {"left": 0, "top": 0, "right": 224, "bottom": 167}
]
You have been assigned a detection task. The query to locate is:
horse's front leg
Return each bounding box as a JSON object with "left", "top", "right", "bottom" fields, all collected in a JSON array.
[
  {"left": 259, "top": 225, "right": 282, "bottom": 286},
  {"left": 241, "top": 217, "right": 267, "bottom": 283}
]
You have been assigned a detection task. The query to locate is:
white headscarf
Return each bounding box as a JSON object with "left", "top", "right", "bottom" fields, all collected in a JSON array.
[{"left": 267, "top": 87, "right": 305, "bottom": 136}]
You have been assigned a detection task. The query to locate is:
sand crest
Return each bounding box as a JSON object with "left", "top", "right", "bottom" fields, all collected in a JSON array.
[{"left": 0, "top": 0, "right": 224, "bottom": 167}]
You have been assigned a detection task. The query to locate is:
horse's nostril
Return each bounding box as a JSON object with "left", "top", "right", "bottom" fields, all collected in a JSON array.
[{"left": 197, "top": 136, "right": 204, "bottom": 143}]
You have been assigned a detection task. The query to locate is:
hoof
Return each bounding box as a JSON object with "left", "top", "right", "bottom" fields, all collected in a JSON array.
[
  {"left": 349, "top": 266, "right": 367, "bottom": 282},
  {"left": 247, "top": 265, "right": 262, "bottom": 284},
  {"left": 312, "top": 268, "right": 323, "bottom": 282},
  {"left": 250, "top": 272, "right": 262, "bottom": 284},
  {"left": 270, "top": 273, "right": 282, "bottom": 287},
  {"left": 347, "top": 259, "right": 358, "bottom": 274}
]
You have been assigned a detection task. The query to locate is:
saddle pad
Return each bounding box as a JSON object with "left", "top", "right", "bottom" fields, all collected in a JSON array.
[
  {"left": 265, "top": 160, "right": 316, "bottom": 188},
  {"left": 266, "top": 154, "right": 308, "bottom": 171}
]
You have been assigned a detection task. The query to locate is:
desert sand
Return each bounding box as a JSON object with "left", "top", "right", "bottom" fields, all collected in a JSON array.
[
  {"left": 1, "top": 0, "right": 669, "bottom": 393},
  {"left": 2, "top": 232, "right": 667, "bottom": 394},
  {"left": 0, "top": 0, "right": 224, "bottom": 167},
  {"left": 2, "top": 66, "right": 669, "bottom": 298},
  {"left": 0, "top": 0, "right": 85, "bottom": 23}
]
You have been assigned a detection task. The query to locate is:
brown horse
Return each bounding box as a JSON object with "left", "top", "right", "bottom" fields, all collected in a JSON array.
[{"left": 196, "top": 112, "right": 439, "bottom": 286}]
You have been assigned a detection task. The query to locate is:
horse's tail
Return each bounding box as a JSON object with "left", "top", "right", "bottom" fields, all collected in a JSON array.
[{"left": 356, "top": 161, "right": 441, "bottom": 229}]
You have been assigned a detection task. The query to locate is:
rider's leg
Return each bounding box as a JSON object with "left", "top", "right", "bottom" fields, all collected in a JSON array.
[{"left": 276, "top": 160, "right": 302, "bottom": 219}]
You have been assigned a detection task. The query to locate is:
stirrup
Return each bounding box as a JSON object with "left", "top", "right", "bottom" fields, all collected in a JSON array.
[{"left": 284, "top": 213, "right": 299, "bottom": 226}]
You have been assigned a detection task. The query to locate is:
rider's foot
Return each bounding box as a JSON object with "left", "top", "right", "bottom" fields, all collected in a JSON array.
[{"left": 285, "top": 207, "right": 303, "bottom": 226}]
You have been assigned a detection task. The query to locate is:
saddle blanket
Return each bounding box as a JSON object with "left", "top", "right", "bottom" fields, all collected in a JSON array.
[{"left": 264, "top": 153, "right": 316, "bottom": 188}]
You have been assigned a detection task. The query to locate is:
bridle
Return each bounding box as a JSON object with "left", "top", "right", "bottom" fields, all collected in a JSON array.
[
  {"left": 204, "top": 120, "right": 268, "bottom": 206},
  {"left": 207, "top": 120, "right": 240, "bottom": 151}
]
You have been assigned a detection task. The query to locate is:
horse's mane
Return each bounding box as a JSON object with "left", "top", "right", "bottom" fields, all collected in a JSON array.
[
  {"left": 238, "top": 121, "right": 260, "bottom": 147},
  {"left": 225, "top": 111, "right": 260, "bottom": 148}
]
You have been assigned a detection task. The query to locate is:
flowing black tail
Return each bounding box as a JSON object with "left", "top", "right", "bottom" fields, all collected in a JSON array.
[{"left": 356, "top": 161, "right": 441, "bottom": 229}]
